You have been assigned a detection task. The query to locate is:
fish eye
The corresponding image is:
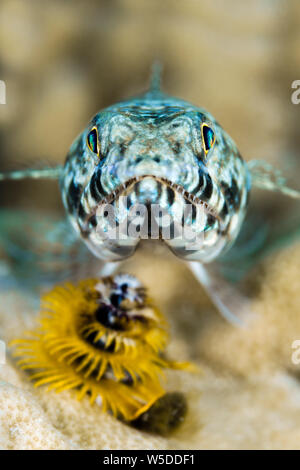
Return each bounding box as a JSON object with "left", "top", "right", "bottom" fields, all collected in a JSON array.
[
  {"left": 201, "top": 123, "right": 215, "bottom": 154},
  {"left": 87, "top": 126, "right": 100, "bottom": 155}
]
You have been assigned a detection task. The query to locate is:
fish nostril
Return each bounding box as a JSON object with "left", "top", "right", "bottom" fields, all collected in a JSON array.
[{"left": 136, "top": 156, "right": 160, "bottom": 163}]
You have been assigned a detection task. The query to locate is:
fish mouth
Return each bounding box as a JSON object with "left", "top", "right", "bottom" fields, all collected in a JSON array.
[
  {"left": 81, "top": 175, "right": 223, "bottom": 237},
  {"left": 79, "top": 174, "right": 228, "bottom": 262},
  {"left": 93, "top": 175, "right": 219, "bottom": 220}
]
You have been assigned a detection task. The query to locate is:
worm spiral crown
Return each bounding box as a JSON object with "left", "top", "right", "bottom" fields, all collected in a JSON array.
[{"left": 11, "top": 274, "right": 192, "bottom": 421}]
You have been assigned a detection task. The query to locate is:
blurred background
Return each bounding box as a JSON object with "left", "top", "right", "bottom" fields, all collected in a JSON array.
[{"left": 0, "top": 0, "right": 300, "bottom": 214}]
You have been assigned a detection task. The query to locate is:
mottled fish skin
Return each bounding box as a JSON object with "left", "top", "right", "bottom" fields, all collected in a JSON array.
[{"left": 61, "top": 88, "right": 251, "bottom": 262}]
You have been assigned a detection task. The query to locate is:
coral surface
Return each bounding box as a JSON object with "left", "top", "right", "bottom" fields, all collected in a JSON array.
[{"left": 1, "top": 243, "right": 300, "bottom": 449}]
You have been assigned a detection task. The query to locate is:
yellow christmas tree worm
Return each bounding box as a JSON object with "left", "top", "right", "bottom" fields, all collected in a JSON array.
[{"left": 11, "top": 274, "right": 194, "bottom": 422}]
